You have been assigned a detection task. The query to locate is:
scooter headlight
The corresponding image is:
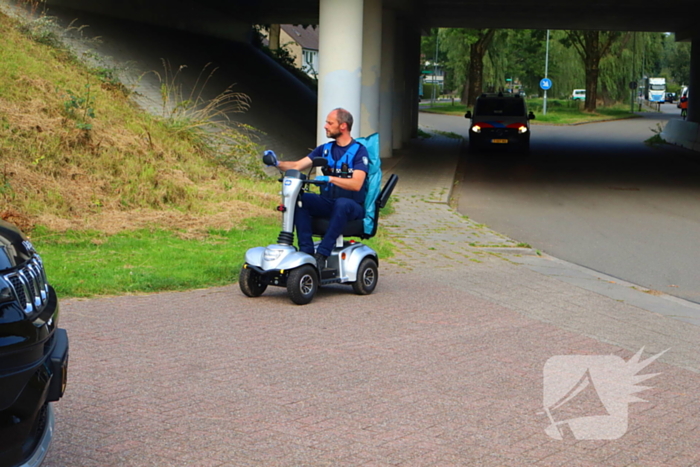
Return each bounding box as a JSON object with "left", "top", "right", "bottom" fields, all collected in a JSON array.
[
  {"left": 263, "top": 248, "right": 283, "bottom": 261},
  {"left": 471, "top": 125, "right": 481, "bottom": 133}
]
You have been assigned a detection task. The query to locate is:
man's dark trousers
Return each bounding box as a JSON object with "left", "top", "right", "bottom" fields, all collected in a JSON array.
[{"left": 295, "top": 193, "right": 365, "bottom": 257}]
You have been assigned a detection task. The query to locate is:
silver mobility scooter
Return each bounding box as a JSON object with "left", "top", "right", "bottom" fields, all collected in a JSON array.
[{"left": 239, "top": 152, "right": 398, "bottom": 305}]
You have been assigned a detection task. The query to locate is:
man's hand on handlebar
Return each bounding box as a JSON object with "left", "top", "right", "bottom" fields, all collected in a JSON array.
[{"left": 262, "top": 150, "right": 279, "bottom": 167}]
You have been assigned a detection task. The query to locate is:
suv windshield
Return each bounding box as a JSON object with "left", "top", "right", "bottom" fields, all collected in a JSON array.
[{"left": 475, "top": 98, "right": 525, "bottom": 117}]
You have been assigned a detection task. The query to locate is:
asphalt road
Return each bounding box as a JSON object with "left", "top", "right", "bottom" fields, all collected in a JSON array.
[{"left": 420, "top": 107, "right": 700, "bottom": 304}]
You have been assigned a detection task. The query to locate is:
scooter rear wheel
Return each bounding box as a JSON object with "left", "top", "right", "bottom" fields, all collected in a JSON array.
[
  {"left": 239, "top": 266, "right": 267, "bottom": 297},
  {"left": 352, "top": 258, "right": 378, "bottom": 295},
  {"left": 287, "top": 265, "right": 318, "bottom": 305}
]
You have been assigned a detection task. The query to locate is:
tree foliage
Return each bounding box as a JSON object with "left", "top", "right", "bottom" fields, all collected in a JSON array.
[
  {"left": 422, "top": 29, "right": 690, "bottom": 111},
  {"left": 434, "top": 28, "right": 477, "bottom": 97},
  {"left": 661, "top": 34, "right": 690, "bottom": 89},
  {"left": 421, "top": 28, "right": 688, "bottom": 109}
]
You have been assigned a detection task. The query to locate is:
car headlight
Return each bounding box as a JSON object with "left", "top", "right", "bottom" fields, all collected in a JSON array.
[
  {"left": 518, "top": 125, "right": 528, "bottom": 134},
  {"left": 471, "top": 125, "right": 481, "bottom": 133},
  {"left": 0, "top": 278, "right": 15, "bottom": 304}
]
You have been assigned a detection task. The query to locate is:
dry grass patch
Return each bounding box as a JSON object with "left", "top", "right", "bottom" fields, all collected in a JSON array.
[{"left": 35, "top": 201, "right": 275, "bottom": 238}]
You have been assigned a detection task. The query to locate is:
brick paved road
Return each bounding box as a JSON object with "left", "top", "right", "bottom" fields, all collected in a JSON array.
[
  {"left": 44, "top": 136, "right": 700, "bottom": 466},
  {"left": 47, "top": 270, "right": 700, "bottom": 467}
]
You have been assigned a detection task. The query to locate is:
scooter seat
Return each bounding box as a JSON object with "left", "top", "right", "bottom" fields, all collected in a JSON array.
[
  {"left": 311, "top": 218, "right": 366, "bottom": 238},
  {"left": 309, "top": 174, "right": 399, "bottom": 240}
]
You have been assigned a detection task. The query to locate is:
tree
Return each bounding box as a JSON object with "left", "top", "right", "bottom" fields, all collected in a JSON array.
[
  {"left": 662, "top": 34, "right": 691, "bottom": 87},
  {"left": 420, "top": 29, "right": 451, "bottom": 94},
  {"left": 598, "top": 33, "right": 635, "bottom": 105},
  {"left": 438, "top": 28, "right": 496, "bottom": 107},
  {"left": 496, "top": 30, "right": 547, "bottom": 96},
  {"left": 560, "top": 31, "right": 623, "bottom": 111},
  {"left": 464, "top": 29, "right": 496, "bottom": 106},
  {"left": 437, "top": 28, "right": 472, "bottom": 96},
  {"left": 668, "top": 44, "right": 691, "bottom": 86}
]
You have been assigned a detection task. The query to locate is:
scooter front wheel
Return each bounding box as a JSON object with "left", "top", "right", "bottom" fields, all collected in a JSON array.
[
  {"left": 287, "top": 265, "right": 318, "bottom": 305},
  {"left": 239, "top": 266, "right": 268, "bottom": 297}
]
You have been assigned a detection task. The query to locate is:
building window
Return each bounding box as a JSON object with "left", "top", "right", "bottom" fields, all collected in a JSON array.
[{"left": 302, "top": 49, "right": 318, "bottom": 77}]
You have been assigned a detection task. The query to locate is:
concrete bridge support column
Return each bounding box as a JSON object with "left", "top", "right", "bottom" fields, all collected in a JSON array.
[
  {"left": 360, "top": 0, "right": 382, "bottom": 138},
  {"left": 688, "top": 38, "right": 700, "bottom": 123},
  {"left": 392, "top": 18, "right": 406, "bottom": 150},
  {"left": 403, "top": 26, "right": 421, "bottom": 142},
  {"left": 379, "top": 9, "right": 395, "bottom": 158},
  {"left": 662, "top": 36, "right": 700, "bottom": 151},
  {"left": 317, "top": 0, "right": 364, "bottom": 143}
]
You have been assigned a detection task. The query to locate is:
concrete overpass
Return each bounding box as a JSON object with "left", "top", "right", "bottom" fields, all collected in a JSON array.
[{"left": 43, "top": 0, "right": 700, "bottom": 154}]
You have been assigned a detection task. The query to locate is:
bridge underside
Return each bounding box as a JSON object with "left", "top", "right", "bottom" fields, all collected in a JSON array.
[
  {"left": 189, "top": 0, "right": 697, "bottom": 38},
  {"left": 42, "top": 0, "right": 700, "bottom": 153}
]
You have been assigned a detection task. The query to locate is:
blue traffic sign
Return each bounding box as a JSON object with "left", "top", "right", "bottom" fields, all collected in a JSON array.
[{"left": 540, "top": 78, "right": 552, "bottom": 90}]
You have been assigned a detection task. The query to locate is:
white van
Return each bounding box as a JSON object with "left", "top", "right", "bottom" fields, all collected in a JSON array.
[{"left": 572, "top": 89, "right": 586, "bottom": 100}]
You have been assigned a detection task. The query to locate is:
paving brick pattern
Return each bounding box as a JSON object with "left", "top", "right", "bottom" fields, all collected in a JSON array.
[{"left": 44, "top": 136, "right": 700, "bottom": 466}]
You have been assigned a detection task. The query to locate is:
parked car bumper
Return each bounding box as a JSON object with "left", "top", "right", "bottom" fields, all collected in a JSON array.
[
  {"left": 16, "top": 404, "right": 55, "bottom": 467},
  {"left": 0, "top": 290, "right": 68, "bottom": 467}
]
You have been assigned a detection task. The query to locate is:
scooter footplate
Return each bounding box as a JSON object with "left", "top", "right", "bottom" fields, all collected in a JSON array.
[{"left": 320, "top": 268, "right": 338, "bottom": 281}]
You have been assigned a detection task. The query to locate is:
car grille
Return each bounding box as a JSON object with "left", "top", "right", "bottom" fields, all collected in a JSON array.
[
  {"left": 485, "top": 128, "right": 516, "bottom": 137},
  {"left": 2, "top": 256, "right": 50, "bottom": 314}
]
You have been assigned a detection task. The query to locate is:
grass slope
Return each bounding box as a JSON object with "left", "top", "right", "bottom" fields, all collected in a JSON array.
[{"left": 0, "top": 9, "right": 276, "bottom": 234}]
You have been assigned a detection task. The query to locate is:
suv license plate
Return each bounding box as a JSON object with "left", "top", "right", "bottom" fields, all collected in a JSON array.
[{"left": 491, "top": 139, "right": 508, "bottom": 144}]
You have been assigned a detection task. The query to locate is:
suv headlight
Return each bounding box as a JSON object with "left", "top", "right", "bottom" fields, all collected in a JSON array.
[
  {"left": 471, "top": 125, "right": 481, "bottom": 133},
  {"left": 0, "top": 278, "right": 15, "bottom": 304},
  {"left": 517, "top": 125, "right": 528, "bottom": 134}
]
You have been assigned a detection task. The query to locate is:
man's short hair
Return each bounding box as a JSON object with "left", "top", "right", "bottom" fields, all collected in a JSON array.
[{"left": 334, "top": 108, "right": 354, "bottom": 131}]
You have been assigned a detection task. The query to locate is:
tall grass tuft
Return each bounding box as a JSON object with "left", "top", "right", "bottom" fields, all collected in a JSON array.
[
  {"left": 152, "top": 60, "right": 250, "bottom": 132},
  {"left": 148, "top": 59, "right": 267, "bottom": 179}
]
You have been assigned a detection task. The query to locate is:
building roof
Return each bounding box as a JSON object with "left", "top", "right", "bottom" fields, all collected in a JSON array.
[{"left": 280, "top": 24, "right": 318, "bottom": 51}]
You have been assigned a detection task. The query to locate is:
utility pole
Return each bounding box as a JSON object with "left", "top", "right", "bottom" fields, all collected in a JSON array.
[
  {"left": 631, "top": 32, "right": 636, "bottom": 113},
  {"left": 431, "top": 29, "right": 439, "bottom": 107}
]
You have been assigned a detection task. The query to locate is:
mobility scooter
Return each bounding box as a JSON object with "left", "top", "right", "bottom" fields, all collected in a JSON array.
[{"left": 239, "top": 137, "right": 397, "bottom": 305}]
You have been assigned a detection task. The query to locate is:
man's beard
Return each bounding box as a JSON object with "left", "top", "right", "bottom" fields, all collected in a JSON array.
[{"left": 326, "top": 129, "right": 341, "bottom": 139}]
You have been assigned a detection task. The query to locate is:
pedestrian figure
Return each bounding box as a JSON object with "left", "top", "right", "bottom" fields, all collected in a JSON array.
[{"left": 679, "top": 92, "right": 688, "bottom": 120}]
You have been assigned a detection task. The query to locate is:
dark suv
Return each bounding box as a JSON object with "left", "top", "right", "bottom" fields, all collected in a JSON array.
[
  {"left": 1, "top": 220, "right": 68, "bottom": 467},
  {"left": 465, "top": 93, "right": 535, "bottom": 152}
]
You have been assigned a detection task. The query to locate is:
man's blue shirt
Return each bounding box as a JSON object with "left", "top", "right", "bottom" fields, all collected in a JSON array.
[{"left": 307, "top": 140, "right": 369, "bottom": 205}]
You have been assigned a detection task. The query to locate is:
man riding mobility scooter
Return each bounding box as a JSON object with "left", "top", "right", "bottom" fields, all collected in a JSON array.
[{"left": 239, "top": 132, "right": 398, "bottom": 305}]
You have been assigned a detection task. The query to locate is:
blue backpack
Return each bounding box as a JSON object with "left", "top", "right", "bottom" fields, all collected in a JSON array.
[{"left": 355, "top": 133, "right": 381, "bottom": 235}]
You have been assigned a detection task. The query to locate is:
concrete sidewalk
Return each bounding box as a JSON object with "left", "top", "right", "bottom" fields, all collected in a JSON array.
[
  {"left": 382, "top": 133, "right": 700, "bottom": 367},
  {"left": 45, "top": 135, "right": 700, "bottom": 466}
]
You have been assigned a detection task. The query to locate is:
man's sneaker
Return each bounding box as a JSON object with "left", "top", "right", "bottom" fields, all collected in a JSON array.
[{"left": 314, "top": 253, "right": 327, "bottom": 270}]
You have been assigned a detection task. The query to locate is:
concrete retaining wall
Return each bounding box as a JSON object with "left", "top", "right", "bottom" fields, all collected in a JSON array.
[
  {"left": 661, "top": 119, "right": 700, "bottom": 152},
  {"left": 44, "top": 0, "right": 252, "bottom": 43}
]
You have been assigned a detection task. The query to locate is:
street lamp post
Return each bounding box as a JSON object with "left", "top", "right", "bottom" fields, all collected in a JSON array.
[
  {"left": 543, "top": 29, "right": 550, "bottom": 116},
  {"left": 431, "top": 30, "right": 439, "bottom": 107}
]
